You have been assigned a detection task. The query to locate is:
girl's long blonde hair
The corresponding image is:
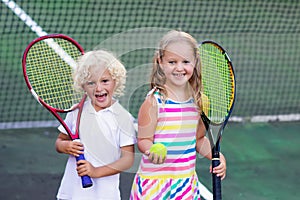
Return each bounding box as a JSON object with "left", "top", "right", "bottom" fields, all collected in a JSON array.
[{"left": 150, "top": 30, "right": 202, "bottom": 112}]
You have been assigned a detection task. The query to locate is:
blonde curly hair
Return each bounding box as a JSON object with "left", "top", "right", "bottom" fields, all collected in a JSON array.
[{"left": 73, "top": 50, "right": 126, "bottom": 97}]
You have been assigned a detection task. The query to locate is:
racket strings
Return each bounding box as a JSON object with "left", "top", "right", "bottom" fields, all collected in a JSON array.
[
  {"left": 25, "top": 38, "right": 83, "bottom": 110},
  {"left": 200, "top": 45, "right": 235, "bottom": 123}
]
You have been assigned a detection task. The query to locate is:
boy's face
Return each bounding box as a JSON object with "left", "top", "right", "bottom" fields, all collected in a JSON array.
[{"left": 83, "top": 68, "right": 116, "bottom": 111}]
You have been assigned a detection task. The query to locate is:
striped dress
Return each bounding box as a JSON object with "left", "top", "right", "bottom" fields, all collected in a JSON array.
[{"left": 130, "top": 91, "right": 201, "bottom": 200}]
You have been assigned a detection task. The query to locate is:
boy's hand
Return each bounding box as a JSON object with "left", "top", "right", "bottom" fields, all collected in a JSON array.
[
  {"left": 65, "top": 140, "right": 84, "bottom": 157},
  {"left": 76, "top": 160, "right": 95, "bottom": 177}
]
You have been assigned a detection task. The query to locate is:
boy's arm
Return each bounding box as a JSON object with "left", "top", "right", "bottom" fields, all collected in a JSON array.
[{"left": 76, "top": 144, "right": 135, "bottom": 178}]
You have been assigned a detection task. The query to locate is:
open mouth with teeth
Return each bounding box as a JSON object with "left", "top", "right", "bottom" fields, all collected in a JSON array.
[
  {"left": 95, "top": 92, "right": 108, "bottom": 102},
  {"left": 173, "top": 73, "right": 185, "bottom": 77}
]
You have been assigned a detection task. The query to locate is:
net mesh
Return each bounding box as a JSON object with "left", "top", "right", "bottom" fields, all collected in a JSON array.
[{"left": 1, "top": 0, "right": 300, "bottom": 128}]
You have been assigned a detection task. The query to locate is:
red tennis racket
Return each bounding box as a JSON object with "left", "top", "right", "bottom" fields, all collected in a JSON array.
[{"left": 22, "top": 34, "right": 93, "bottom": 188}]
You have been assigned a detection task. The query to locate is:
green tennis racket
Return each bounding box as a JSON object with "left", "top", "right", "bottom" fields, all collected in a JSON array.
[{"left": 199, "top": 40, "right": 236, "bottom": 200}]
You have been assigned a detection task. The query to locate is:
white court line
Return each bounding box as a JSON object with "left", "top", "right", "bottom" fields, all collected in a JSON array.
[{"left": 2, "top": 0, "right": 47, "bottom": 37}]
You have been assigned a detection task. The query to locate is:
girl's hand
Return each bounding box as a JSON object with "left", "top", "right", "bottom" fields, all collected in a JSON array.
[
  {"left": 210, "top": 154, "right": 227, "bottom": 180},
  {"left": 76, "top": 160, "right": 95, "bottom": 177},
  {"left": 145, "top": 150, "right": 166, "bottom": 164},
  {"left": 210, "top": 161, "right": 226, "bottom": 180}
]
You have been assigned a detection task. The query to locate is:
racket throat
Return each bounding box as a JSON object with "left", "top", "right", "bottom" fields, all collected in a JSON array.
[
  {"left": 207, "top": 124, "right": 223, "bottom": 146},
  {"left": 212, "top": 148, "right": 220, "bottom": 159}
]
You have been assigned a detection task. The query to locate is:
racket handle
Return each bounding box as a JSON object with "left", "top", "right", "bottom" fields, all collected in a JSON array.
[
  {"left": 76, "top": 154, "right": 93, "bottom": 188},
  {"left": 212, "top": 156, "right": 222, "bottom": 200}
]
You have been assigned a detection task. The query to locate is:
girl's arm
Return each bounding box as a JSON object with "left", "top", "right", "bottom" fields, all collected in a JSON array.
[
  {"left": 137, "top": 95, "right": 157, "bottom": 154},
  {"left": 196, "top": 118, "right": 227, "bottom": 180},
  {"left": 136, "top": 95, "right": 165, "bottom": 164},
  {"left": 196, "top": 119, "right": 211, "bottom": 159},
  {"left": 76, "top": 144, "right": 135, "bottom": 178}
]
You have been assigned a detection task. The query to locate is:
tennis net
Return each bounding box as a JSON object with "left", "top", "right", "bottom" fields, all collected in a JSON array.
[{"left": 1, "top": 0, "right": 300, "bottom": 129}]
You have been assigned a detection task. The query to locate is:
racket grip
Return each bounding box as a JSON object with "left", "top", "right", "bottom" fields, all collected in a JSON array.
[
  {"left": 76, "top": 154, "right": 93, "bottom": 188},
  {"left": 212, "top": 158, "right": 222, "bottom": 200}
]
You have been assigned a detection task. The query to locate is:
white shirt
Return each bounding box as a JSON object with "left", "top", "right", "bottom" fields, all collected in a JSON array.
[{"left": 57, "top": 99, "right": 136, "bottom": 200}]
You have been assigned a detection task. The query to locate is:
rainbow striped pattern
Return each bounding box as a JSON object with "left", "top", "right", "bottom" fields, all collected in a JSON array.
[{"left": 130, "top": 91, "right": 201, "bottom": 199}]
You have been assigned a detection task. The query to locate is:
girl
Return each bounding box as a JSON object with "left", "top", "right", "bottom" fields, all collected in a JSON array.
[
  {"left": 55, "top": 50, "right": 136, "bottom": 200},
  {"left": 130, "top": 30, "right": 226, "bottom": 199}
]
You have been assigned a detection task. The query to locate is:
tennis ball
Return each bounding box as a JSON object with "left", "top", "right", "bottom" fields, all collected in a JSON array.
[{"left": 149, "top": 143, "right": 167, "bottom": 158}]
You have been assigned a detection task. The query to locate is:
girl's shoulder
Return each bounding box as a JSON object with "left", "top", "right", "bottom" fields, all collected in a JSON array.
[
  {"left": 146, "top": 87, "right": 163, "bottom": 101},
  {"left": 146, "top": 87, "right": 160, "bottom": 96}
]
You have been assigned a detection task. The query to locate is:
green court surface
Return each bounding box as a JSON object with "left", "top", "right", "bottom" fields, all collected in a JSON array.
[{"left": 0, "top": 122, "right": 299, "bottom": 200}]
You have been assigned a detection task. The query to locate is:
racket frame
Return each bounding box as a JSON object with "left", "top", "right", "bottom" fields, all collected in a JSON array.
[
  {"left": 22, "top": 34, "right": 93, "bottom": 188},
  {"left": 199, "top": 40, "right": 236, "bottom": 200}
]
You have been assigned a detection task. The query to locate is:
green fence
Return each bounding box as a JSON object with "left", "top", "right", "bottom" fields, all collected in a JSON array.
[{"left": 1, "top": 0, "right": 300, "bottom": 127}]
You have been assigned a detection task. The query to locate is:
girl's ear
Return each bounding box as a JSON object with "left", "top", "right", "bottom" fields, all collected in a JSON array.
[
  {"left": 156, "top": 50, "right": 163, "bottom": 65},
  {"left": 157, "top": 56, "right": 162, "bottom": 65}
]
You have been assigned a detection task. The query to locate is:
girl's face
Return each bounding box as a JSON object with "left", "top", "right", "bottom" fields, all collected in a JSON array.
[
  {"left": 83, "top": 68, "right": 116, "bottom": 111},
  {"left": 159, "top": 41, "right": 196, "bottom": 90}
]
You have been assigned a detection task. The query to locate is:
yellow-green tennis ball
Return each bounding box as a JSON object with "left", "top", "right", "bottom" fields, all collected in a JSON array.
[{"left": 149, "top": 143, "right": 167, "bottom": 158}]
